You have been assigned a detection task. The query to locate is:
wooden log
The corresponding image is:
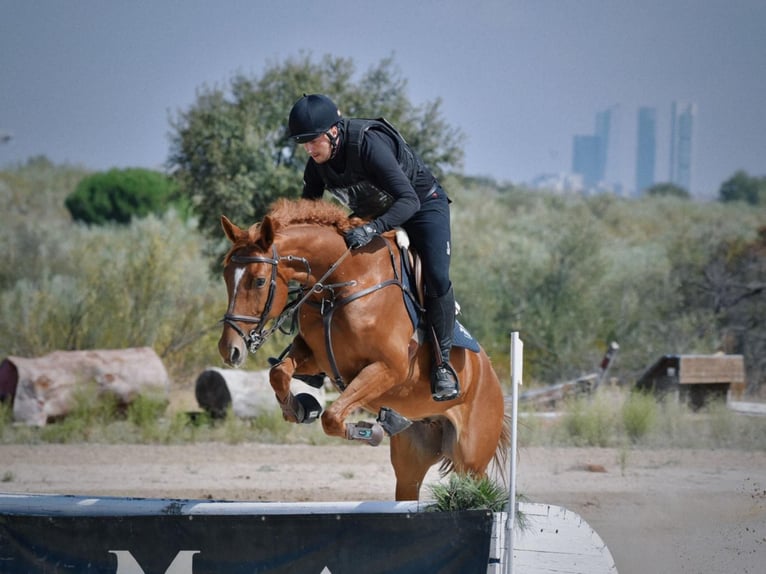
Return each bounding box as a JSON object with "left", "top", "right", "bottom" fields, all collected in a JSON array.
[
  {"left": 1, "top": 348, "right": 169, "bottom": 426},
  {"left": 195, "top": 367, "right": 325, "bottom": 419},
  {"left": 519, "top": 374, "right": 598, "bottom": 410}
]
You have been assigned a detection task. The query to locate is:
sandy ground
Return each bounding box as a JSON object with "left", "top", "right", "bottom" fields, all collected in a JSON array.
[{"left": 1, "top": 442, "right": 764, "bottom": 574}]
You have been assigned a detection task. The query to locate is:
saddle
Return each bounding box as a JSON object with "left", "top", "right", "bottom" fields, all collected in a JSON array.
[{"left": 393, "top": 228, "right": 480, "bottom": 353}]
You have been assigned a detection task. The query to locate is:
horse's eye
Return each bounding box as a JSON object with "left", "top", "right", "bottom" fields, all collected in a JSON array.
[{"left": 253, "top": 277, "right": 267, "bottom": 289}]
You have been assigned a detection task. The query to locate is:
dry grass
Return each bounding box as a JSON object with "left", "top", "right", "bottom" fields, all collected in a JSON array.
[{"left": 517, "top": 386, "right": 766, "bottom": 451}]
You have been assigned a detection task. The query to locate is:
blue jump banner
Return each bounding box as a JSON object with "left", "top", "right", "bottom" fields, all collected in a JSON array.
[{"left": 0, "top": 493, "right": 494, "bottom": 574}]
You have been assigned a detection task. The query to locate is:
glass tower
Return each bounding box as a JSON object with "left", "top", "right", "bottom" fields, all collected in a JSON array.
[
  {"left": 636, "top": 107, "right": 657, "bottom": 194},
  {"left": 669, "top": 101, "right": 696, "bottom": 192}
]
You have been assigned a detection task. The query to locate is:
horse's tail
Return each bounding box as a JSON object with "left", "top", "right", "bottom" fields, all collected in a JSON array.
[
  {"left": 492, "top": 412, "right": 513, "bottom": 486},
  {"left": 435, "top": 410, "right": 512, "bottom": 482}
]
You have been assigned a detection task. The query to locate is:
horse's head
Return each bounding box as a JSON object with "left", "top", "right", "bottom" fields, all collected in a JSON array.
[
  {"left": 218, "top": 214, "right": 294, "bottom": 367},
  {"left": 218, "top": 199, "right": 362, "bottom": 367}
]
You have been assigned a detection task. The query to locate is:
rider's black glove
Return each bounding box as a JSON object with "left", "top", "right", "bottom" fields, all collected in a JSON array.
[{"left": 344, "top": 222, "right": 380, "bottom": 249}]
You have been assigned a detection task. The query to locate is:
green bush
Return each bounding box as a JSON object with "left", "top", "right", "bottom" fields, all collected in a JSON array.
[
  {"left": 622, "top": 391, "right": 657, "bottom": 442},
  {"left": 562, "top": 395, "right": 618, "bottom": 447},
  {"left": 38, "top": 385, "right": 120, "bottom": 443},
  {"left": 0, "top": 211, "right": 224, "bottom": 383},
  {"left": 65, "top": 168, "right": 179, "bottom": 224}
]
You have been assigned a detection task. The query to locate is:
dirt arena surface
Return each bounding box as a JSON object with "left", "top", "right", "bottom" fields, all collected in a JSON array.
[{"left": 2, "top": 442, "right": 764, "bottom": 573}]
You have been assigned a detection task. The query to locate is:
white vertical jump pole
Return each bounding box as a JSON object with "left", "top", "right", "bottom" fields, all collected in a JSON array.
[{"left": 504, "top": 331, "right": 523, "bottom": 574}]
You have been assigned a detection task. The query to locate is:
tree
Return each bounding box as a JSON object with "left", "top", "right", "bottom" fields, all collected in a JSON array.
[
  {"left": 65, "top": 168, "right": 179, "bottom": 225},
  {"left": 167, "top": 53, "right": 465, "bottom": 244},
  {"left": 680, "top": 226, "right": 766, "bottom": 390},
  {"left": 718, "top": 170, "right": 766, "bottom": 205}
]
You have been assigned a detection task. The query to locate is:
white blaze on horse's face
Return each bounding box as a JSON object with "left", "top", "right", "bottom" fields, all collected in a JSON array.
[
  {"left": 233, "top": 266, "right": 246, "bottom": 298},
  {"left": 227, "top": 266, "right": 247, "bottom": 313}
]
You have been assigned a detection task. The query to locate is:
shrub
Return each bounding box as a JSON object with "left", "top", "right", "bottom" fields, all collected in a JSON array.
[
  {"left": 65, "top": 168, "right": 179, "bottom": 224},
  {"left": 622, "top": 391, "right": 657, "bottom": 442},
  {"left": 38, "top": 385, "right": 120, "bottom": 443},
  {"left": 0, "top": 212, "right": 223, "bottom": 382},
  {"left": 562, "top": 395, "right": 618, "bottom": 447}
]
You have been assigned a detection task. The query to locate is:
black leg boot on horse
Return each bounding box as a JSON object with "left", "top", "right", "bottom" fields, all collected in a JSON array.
[{"left": 426, "top": 285, "right": 460, "bottom": 401}]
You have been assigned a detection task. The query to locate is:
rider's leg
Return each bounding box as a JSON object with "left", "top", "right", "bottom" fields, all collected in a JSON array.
[
  {"left": 404, "top": 188, "right": 460, "bottom": 401},
  {"left": 426, "top": 284, "right": 460, "bottom": 401}
]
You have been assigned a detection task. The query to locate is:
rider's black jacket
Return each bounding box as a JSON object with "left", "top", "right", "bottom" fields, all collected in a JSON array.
[{"left": 301, "top": 118, "right": 441, "bottom": 232}]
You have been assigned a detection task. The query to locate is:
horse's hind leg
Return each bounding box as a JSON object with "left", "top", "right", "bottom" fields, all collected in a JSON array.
[
  {"left": 390, "top": 421, "right": 444, "bottom": 501},
  {"left": 269, "top": 335, "right": 321, "bottom": 423},
  {"left": 450, "top": 356, "right": 506, "bottom": 477}
]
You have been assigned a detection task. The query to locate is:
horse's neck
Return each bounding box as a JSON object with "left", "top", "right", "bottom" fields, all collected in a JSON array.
[
  {"left": 284, "top": 226, "right": 348, "bottom": 277},
  {"left": 283, "top": 225, "right": 390, "bottom": 285}
]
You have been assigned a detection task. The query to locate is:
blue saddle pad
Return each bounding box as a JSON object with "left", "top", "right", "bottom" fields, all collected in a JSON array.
[{"left": 453, "top": 320, "right": 481, "bottom": 353}]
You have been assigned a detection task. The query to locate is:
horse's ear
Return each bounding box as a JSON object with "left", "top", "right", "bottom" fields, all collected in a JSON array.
[
  {"left": 260, "top": 215, "right": 279, "bottom": 247},
  {"left": 221, "top": 215, "right": 244, "bottom": 244}
]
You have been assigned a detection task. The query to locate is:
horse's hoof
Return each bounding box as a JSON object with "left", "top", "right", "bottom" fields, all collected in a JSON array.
[{"left": 295, "top": 393, "right": 322, "bottom": 424}]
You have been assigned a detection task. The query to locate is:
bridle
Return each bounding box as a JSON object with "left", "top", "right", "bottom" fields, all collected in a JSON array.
[
  {"left": 221, "top": 244, "right": 354, "bottom": 354},
  {"left": 222, "top": 235, "right": 422, "bottom": 390}
]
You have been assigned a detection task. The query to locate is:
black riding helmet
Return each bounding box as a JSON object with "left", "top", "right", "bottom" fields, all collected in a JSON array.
[{"left": 288, "top": 94, "right": 342, "bottom": 143}]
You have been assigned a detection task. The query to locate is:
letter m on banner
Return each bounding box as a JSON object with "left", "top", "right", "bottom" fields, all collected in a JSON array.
[{"left": 108, "top": 550, "right": 200, "bottom": 574}]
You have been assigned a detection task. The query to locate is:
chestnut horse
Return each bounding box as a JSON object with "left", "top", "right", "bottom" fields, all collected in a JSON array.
[{"left": 218, "top": 198, "right": 509, "bottom": 500}]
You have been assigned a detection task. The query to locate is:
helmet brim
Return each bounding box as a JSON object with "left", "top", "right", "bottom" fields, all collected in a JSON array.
[{"left": 293, "top": 132, "right": 322, "bottom": 144}]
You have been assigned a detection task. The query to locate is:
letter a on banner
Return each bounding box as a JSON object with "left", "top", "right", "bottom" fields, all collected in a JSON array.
[{"left": 108, "top": 550, "right": 200, "bottom": 574}]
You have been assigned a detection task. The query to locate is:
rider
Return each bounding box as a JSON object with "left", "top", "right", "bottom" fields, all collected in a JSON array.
[{"left": 287, "top": 94, "right": 460, "bottom": 402}]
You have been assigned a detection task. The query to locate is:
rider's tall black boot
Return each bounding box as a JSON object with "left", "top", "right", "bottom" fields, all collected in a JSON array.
[{"left": 426, "top": 285, "right": 460, "bottom": 402}]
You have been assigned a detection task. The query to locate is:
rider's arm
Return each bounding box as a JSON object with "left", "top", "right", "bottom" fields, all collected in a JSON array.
[
  {"left": 301, "top": 161, "right": 325, "bottom": 199},
  {"left": 360, "top": 130, "right": 420, "bottom": 231}
]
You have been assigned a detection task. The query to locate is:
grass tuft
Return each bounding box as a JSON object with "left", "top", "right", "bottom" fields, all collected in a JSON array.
[
  {"left": 427, "top": 473, "right": 510, "bottom": 512},
  {"left": 622, "top": 390, "right": 657, "bottom": 443}
]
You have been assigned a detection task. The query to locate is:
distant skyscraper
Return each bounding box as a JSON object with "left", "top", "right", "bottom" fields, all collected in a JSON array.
[
  {"left": 572, "top": 135, "right": 601, "bottom": 188},
  {"left": 635, "top": 107, "right": 657, "bottom": 193},
  {"left": 669, "top": 101, "right": 696, "bottom": 192},
  {"left": 594, "top": 109, "right": 611, "bottom": 184},
  {"left": 596, "top": 105, "right": 620, "bottom": 184},
  {"left": 572, "top": 106, "right": 616, "bottom": 190}
]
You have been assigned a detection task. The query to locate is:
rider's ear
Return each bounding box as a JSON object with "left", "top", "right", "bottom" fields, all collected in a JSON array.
[{"left": 221, "top": 215, "right": 243, "bottom": 243}]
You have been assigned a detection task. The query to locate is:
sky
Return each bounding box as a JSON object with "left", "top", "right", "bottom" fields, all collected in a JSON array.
[{"left": 2, "top": 0, "right": 765, "bottom": 198}]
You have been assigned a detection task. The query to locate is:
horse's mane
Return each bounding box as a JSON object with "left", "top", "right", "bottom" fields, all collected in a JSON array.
[
  {"left": 266, "top": 198, "right": 353, "bottom": 232},
  {"left": 224, "top": 199, "right": 355, "bottom": 264}
]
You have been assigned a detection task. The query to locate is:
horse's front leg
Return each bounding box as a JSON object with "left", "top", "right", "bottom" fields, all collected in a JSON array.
[
  {"left": 270, "top": 336, "right": 321, "bottom": 424},
  {"left": 321, "top": 361, "right": 398, "bottom": 445}
]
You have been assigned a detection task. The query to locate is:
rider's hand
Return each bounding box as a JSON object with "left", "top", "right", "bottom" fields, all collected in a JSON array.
[{"left": 344, "top": 223, "right": 379, "bottom": 249}]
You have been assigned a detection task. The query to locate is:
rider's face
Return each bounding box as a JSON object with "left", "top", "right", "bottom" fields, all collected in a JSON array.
[{"left": 302, "top": 126, "right": 337, "bottom": 164}]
